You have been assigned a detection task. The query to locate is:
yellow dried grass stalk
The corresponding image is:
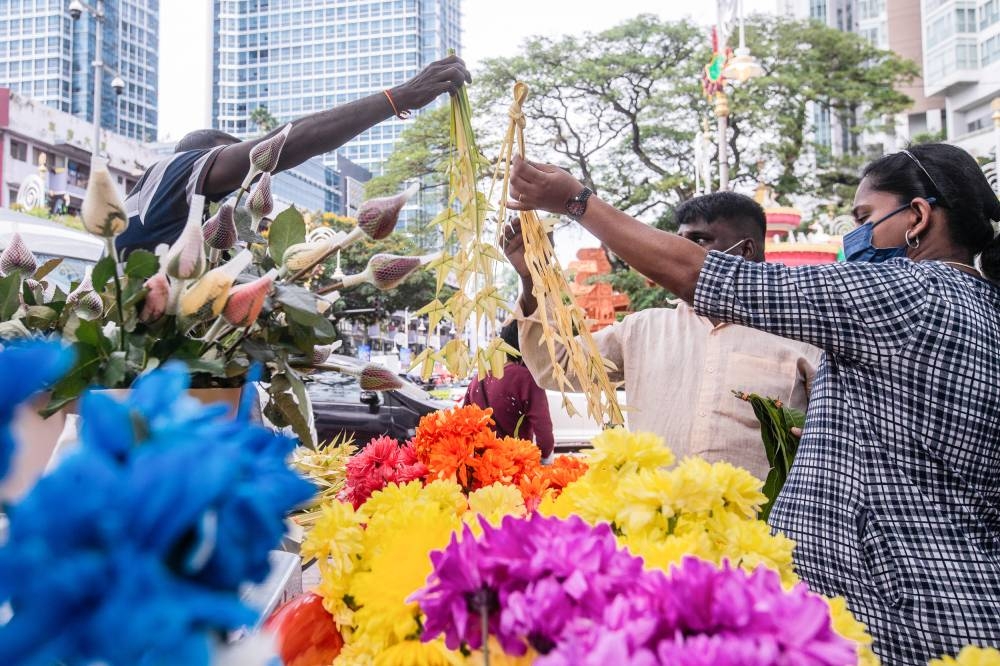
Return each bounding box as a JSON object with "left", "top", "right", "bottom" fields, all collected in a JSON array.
[
  {"left": 289, "top": 433, "right": 354, "bottom": 525},
  {"left": 493, "top": 82, "right": 624, "bottom": 427},
  {"left": 412, "top": 80, "right": 512, "bottom": 380}
]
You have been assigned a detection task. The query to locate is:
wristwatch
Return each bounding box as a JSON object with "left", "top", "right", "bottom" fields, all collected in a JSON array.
[{"left": 565, "top": 187, "right": 593, "bottom": 220}]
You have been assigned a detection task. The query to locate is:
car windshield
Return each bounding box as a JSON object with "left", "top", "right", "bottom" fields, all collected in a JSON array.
[{"left": 35, "top": 254, "right": 94, "bottom": 293}]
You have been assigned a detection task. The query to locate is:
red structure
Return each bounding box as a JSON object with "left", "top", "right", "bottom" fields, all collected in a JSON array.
[
  {"left": 760, "top": 202, "right": 841, "bottom": 267},
  {"left": 568, "top": 248, "right": 631, "bottom": 332}
]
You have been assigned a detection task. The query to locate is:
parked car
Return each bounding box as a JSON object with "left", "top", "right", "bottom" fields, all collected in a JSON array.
[
  {"left": 306, "top": 354, "right": 453, "bottom": 445},
  {"left": 0, "top": 208, "right": 104, "bottom": 291}
]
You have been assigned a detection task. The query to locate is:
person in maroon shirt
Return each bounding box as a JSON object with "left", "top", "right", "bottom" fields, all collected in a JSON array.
[{"left": 463, "top": 322, "right": 555, "bottom": 460}]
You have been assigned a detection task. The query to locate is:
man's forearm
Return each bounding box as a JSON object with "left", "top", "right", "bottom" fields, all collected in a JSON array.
[
  {"left": 204, "top": 92, "right": 394, "bottom": 196},
  {"left": 577, "top": 197, "right": 706, "bottom": 303}
]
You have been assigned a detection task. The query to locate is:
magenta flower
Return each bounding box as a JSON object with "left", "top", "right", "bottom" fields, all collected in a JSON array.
[{"left": 414, "top": 515, "right": 646, "bottom": 656}]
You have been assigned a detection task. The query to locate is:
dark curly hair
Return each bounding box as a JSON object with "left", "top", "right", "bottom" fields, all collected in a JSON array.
[{"left": 862, "top": 143, "right": 1000, "bottom": 281}]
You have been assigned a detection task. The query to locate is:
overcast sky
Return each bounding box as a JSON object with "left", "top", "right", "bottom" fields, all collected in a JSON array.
[{"left": 157, "top": 0, "right": 777, "bottom": 141}]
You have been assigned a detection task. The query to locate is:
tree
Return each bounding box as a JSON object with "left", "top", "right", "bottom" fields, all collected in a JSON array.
[
  {"left": 249, "top": 106, "right": 279, "bottom": 135},
  {"left": 473, "top": 14, "right": 917, "bottom": 215}
]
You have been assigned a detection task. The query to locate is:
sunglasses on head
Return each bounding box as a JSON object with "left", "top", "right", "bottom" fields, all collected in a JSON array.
[{"left": 899, "top": 149, "right": 949, "bottom": 208}]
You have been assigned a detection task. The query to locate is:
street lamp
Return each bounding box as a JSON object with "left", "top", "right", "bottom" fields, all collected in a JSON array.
[
  {"left": 69, "top": 0, "right": 122, "bottom": 155},
  {"left": 714, "top": 0, "right": 764, "bottom": 190}
]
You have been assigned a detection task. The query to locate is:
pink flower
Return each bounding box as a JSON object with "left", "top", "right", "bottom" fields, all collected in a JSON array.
[
  {"left": 139, "top": 272, "right": 171, "bottom": 323},
  {"left": 249, "top": 124, "right": 291, "bottom": 174},
  {"left": 221, "top": 270, "right": 276, "bottom": 327},
  {"left": 338, "top": 437, "right": 427, "bottom": 508},
  {"left": 0, "top": 232, "right": 38, "bottom": 275},
  {"left": 358, "top": 363, "right": 404, "bottom": 391},
  {"left": 248, "top": 172, "right": 273, "bottom": 231},
  {"left": 356, "top": 183, "right": 418, "bottom": 241},
  {"left": 164, "top": 194, "right": 207, "bottom": 280},
  {"left": 203, "top": 203, "right": 237, "bottom": 250}
]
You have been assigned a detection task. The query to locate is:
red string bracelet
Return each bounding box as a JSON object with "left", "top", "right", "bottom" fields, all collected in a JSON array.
[{"left": 383, "top": 89, "right": 411, "bottom": 120}]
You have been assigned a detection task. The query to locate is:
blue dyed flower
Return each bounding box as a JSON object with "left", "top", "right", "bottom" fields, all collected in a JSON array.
[
  {"left": 0, "top": 340, "right": 74, "bottom": 480},
  {"left": 0, "top": 361, "right": 314, "bottom": 665}
]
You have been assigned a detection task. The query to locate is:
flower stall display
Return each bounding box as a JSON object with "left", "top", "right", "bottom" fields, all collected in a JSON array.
[
  {"left": 0, "top": 341, "right": 313, "bottom": 665},
  {"left": 0, "top": 125, "right": 433, "bottom": 448},
  {"left": 287, "top": 406, "right": 888, "bottom": 665}
]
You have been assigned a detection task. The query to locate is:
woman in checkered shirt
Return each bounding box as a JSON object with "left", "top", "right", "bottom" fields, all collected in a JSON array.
[{"left": 508, "top": 143, "right": 1000, "bottom": 664}]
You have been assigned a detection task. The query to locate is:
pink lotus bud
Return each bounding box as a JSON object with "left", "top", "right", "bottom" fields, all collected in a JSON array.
[
  {"left": 81, "top": 156, "right": 128, "bottom": 238},
  {"left": 339, "top": 252, "right": 439, "bottom": 291},
  {"left": 358, "top": 363, "right": 404, "bottom": 391},
  {"left": 222, "top": 269, "right": 276, "bottom": 327},
  {"left": 312, "top": 344, "right": 334, "bottom": 365},
  {"left": 0, "top": 232, "right": 38, "bottom": 275},
  {"left": 356, "top": 183, "right": 417, "bottom": 241},
  {"left": 248, "top": 172, "right": 273, "bottom": 231},
  {"left": 165, "top": 194, "right": 208, "bottom": 280},
  {"left": 249, "top": 124, "right": 292, "bottom": 174},
  {"left": 139, "top": 272, "right": 171, "bottom": 323},
  {"left": 74, "top": 291, "right": 104, "bottom": 320},
  {"left": 203, "top": 203, "right": 237, "bottom": 250},
  {"left": 67, "top": 274, "right": 103, "bottom": 320}
]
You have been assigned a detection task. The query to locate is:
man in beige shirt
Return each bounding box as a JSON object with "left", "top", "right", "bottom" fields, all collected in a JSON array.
[{"left": 503, "top": 191, "right": 822, "bottom": 480}]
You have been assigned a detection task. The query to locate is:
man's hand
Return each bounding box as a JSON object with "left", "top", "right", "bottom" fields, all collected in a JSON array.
[
  {"left": 390, "top": 54, "right": 472, "bottom": 111},
  {"left": 507, "top": 156, "right": 584, "bottom": 217},
  {"left": 500, "top": 217, "right": 530, "bottom": 279}
]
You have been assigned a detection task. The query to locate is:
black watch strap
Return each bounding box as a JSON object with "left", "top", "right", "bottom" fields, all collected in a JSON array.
[{"left": 565, "top": 187, "right": 593, "bottom": 220}]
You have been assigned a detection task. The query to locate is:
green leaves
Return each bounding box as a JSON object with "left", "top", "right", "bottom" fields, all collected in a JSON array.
[
  {"left": 734, "top": 391, "right": 806, "bottom": 522},
  {"left": 268, "top": 206, "right": 306, "bottom": 265},
  {"left": 0, "top": 274, "right": 21, "bottom": 321},
  {"left": 124, "top": 250, "right": 158, "bottom": 280},
  {"left": 90, "top": 256, "right": 117, "bottom": 291}
]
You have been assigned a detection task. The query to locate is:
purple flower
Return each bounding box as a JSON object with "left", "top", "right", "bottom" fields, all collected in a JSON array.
[{"left": 414, "top": 514, "right": 646, "bottom": 656}]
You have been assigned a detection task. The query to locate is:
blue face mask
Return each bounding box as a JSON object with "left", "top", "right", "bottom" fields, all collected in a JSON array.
[{"left": 842, "top": 197, "right": 936, "bottom": 263}]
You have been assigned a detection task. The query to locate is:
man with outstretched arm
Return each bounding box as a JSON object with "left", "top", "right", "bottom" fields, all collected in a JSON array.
[{"left": 118, "top": 54, "right": 471, "bottom": 255}]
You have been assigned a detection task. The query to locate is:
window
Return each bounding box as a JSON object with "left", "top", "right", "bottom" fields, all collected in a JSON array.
[
  {"left": 983, "top": 0, "right": 1000, "bottom": 29},
  {"left": 9, "top": 140, "right": 27, "bottom": 161},
  {"left": 983, "top": 33, "right": 1000, "bottom": 66}
]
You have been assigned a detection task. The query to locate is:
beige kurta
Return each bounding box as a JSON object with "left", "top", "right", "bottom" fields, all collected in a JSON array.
[{"left": 517, "top": 301, "right": 822, "bottom": 480}]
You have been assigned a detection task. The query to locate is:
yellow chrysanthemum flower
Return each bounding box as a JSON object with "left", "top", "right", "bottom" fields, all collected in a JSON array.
[
  {"left": 373, "top": 639, "right": 457, "bottom": 666},
  {"left": 705, "top": 512, "right": 797, "bottom": 584},
  {"left": 467, "top": 482, "right": 526, "bottom": 526},
  {"left": 929, "top": 646, "right": 1000, "bottom": 666},
  {"left": 622, "top": 531, "right": 714, "bottom": 571},
  {"left": 302, "top": 501, "right": 365, "bottom": 578},
  {"left": 422, "top": 478, "right": 471, "bottom": 516},
  {"left": 585, "top": 428, "right": 675, "bottom": 472},
  {"left": 710, "top": 461, "right": 767, "bottom": 519},
  {"left": 826, "top": 596, "right": 880, "bottom": 666},
  {"left": 669, "top": 457, "right": 725, "bottom": 515}
]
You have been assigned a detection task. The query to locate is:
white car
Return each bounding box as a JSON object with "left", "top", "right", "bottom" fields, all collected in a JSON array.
[
  {"left": 547, "top": 389, "right": 628, "bottom": 452},
  {"left": 0, "top": 207, "right": 104, "bottom": 291}
]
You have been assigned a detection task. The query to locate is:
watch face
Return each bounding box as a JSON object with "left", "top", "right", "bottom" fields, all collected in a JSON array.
[{"left": 566, "top": 200, "right": 587, "bottom": 218}]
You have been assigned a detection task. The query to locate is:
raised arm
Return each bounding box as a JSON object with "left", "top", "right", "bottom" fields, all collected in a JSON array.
[
  {"left": 506, "top": 156, "right": 707, "bottom": 302},
  {"left": 202, "top": 55, "right": 472, "bottom": 196}
]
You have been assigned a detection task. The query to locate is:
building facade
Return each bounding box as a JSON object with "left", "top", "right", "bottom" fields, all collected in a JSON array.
[
  {"left": 922, "top": 0, "right": 1000, "bottom": 157},
  {"left": 0, "top": 87, "right": 158, "bottom": 213},
  {"left": 0, "top": 0, "right": 159, "bottom": 144},
  {"left": 211, "top": 0, "right": 460, "bottom": 177}
]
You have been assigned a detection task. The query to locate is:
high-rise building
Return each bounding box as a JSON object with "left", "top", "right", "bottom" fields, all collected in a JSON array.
[
  {"left": 779, "top": 0, "right": 946, "bottom": 156},
  {"left": 0, "top": 0, "right": 159, "bottom": 145},
  {"left": 211, "top": 0, "right": 461, "bottom": 177},
  {"left": 921, "top": 0, "right": 1000, "bottom": 157}
]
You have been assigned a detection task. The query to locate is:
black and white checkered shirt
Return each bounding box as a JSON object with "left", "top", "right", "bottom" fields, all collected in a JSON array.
[{"left": 695, "top": 252, "right": 1000, "bottom": 664}]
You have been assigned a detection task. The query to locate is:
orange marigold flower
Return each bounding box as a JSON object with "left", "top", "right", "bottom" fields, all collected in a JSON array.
[{"left": 540, "top": 455, "right": 589, "bottom": 491}]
